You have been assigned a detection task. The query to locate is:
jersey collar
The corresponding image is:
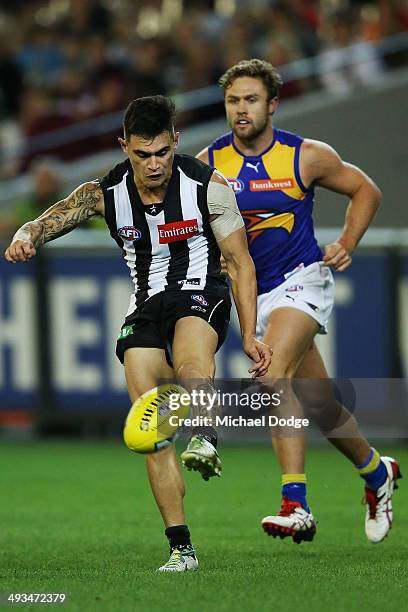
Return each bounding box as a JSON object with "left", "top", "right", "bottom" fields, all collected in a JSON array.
[{"left": 231, "top": 127, "right": 278, "bottom": 160}]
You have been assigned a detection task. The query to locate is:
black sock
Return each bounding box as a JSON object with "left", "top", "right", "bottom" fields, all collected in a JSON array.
[
  {"left": 192, "top": 426, "right": 218, "bottom": 448},
  {"left": 165, "top": 524, "right": 191, "bottom": 550}
]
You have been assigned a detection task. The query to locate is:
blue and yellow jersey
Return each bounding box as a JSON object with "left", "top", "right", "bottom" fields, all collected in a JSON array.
[{"left": 208, "top": 128, "right": 322, "bottom": 295}]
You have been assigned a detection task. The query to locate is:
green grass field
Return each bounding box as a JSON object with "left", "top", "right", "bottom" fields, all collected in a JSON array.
[{"left": 1, "top": 441, "right": 407, "bottom": 611}]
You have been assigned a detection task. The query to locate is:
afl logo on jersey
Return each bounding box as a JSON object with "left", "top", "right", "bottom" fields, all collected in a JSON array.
[
  {"left": 191, "top": 294, "right": 209, "bottom": 307},
  {"left": 118, "top": 226, "right": 142, "bottom": 241},
  {"left": 227, "top": 178, "right": 245, "bottom": 194}
]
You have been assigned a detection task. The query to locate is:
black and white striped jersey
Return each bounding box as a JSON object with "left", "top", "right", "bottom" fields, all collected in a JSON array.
[{"left": 100, "top": 154, "right": 228, "bottom": 316}]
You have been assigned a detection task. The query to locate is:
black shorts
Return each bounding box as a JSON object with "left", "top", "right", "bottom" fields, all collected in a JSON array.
[{"left": 116, "top": 289, "right": 231, "bottom": 366}]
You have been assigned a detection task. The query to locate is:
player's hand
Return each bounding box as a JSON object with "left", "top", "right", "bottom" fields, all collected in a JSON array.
[
  {"left": 323, "top": 241, "right": 352, "bottom": 272},
  {"left": 4, "top": 239, "right": 37, "bottom": 263},
  {"left": 244, "top": 336, "right": 272, "bottom": 378}
]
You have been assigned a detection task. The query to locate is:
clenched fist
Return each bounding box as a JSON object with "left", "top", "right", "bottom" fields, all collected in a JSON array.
[
  {"left": 323, "top": 241, "right": 352, "bottom": 272},
  {"left": 4, "top": 239, "right": 37, "bottom": 263}
]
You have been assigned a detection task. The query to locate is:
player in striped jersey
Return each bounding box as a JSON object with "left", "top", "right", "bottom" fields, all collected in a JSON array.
[
  {"left": 4, "top": 95, "right": 271, "bottom": 572},
  {"left": 197, "top": 59, "right": 401, "bottom": 545}
]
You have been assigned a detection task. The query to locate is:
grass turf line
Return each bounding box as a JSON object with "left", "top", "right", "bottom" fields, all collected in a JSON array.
[{"left": 1, "top": 442, "right": 407, "bottom": 611}]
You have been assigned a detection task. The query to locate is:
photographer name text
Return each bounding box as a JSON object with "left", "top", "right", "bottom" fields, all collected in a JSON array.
[{"left": 169, "top": 415, "right": 309, "bottom": 429}]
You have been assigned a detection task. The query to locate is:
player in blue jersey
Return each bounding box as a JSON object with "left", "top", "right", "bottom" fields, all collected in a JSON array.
[{"left": 197, "top": 59, "right": 401, "bottom": 544}]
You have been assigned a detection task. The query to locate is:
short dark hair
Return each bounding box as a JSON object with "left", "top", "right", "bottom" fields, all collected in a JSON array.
[
  {"left": 219, "top": 59, "right": 283, "bottom": 100},
  {"left": 123, "top": 95, "right": 176, "bottom": 140}
]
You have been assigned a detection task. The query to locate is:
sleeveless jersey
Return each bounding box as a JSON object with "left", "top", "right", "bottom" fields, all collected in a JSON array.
[
  {"left": 100, "top": 154, "right": 227, "bottom": 315},
  {"left": 208, "top": 128, "right": 322, "bottom": 295}
]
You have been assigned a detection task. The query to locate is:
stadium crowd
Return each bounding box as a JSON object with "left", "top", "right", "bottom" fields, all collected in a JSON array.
[{"left": 0, "top": 0, "right": 407, "bottom": 179}]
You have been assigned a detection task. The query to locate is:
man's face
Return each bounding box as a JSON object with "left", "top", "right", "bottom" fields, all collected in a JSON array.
[
  {"left": 224, "top": 77, "right": 278, "bottom": 142},
  {"left": 119, "top": 130, "right": 179, "bottom": 190}
]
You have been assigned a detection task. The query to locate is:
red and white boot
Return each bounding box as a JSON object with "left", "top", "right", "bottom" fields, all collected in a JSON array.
[
  {"left": 261, "top": 496, "right": 317, "bottom": 544},
  {"left": 364, "top": 456, "right": 402, "bottom": 543}
]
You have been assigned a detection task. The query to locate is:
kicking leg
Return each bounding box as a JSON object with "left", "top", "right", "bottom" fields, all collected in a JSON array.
[{"left": 173, "top": 316, "right": 222, "bottom": 480}]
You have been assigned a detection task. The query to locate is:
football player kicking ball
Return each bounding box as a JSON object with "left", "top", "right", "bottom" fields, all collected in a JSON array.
[
  {"left": 197, "top": 59, "right": 401, "bottom": 544},
  {"left": 4, "top": 96, "right": 270, "bottom": 571}
]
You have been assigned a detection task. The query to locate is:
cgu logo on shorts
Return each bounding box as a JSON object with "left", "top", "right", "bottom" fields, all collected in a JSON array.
[
  {"left": 227, "top": 178, "right": 245, "bottom": 194},
  {"left": 118, "top": 226, "right": 142, "bottom": 241},
  {"left": 250, "top": 178, "right": 294, "bottom": 191},
  {"left": 191, "top": 294, "right": 208, "bottom": 307},
  {"left": 158, "top": 219, "right": 199, "bottom": 243}
]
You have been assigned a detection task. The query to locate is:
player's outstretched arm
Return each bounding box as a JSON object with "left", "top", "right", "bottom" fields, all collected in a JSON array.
[
  {"left": 207, "top": 173, "right": 271, "bottom": 377},
  {"left": 4, "top": 181, "right": 104, "bottom": 263},
  {"left": 300, "top": 140, "right": 382, "bottom": 272}
]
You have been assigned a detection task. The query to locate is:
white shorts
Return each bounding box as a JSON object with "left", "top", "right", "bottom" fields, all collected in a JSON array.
[{"left": 256, "top": 261, "right": 335, "bottom": 337}]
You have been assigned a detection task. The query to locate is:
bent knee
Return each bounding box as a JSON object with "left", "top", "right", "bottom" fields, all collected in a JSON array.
[
  {"left": 295, "top": 380, "right": 336, "bottom": 413},
  {"left": 267, "top": 361, "right": 297, "bottom": 380},
  {"left": 264, "top": 348, "right": 300, "bottom": 379},
  {"left": 175, "top": 360, "right": 214, "bottom": 381}
]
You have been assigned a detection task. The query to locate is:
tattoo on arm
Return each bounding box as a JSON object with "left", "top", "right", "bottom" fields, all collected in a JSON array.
[{"left": 19, "top": 182, "right": 103, "bottom": 247}]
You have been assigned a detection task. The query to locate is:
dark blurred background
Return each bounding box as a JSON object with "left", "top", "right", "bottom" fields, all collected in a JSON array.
[
  {"left": 1, "top": 0, "right": 407, "bottom": 176},
  {"left": 0, "top": 0, "right": 407, "bottom": 438}
]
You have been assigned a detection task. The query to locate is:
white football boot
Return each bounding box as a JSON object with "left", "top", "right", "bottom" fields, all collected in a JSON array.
[
  {"left": 364, "top": 456, "right": 402, "bottom": 543},
  {"left": 181, "top": 434, "right": 221, "bottom": 481},
  {"left": 157, "top": 546, "right": 199, "bottom": 572},
  {"left": 262, "top": 497, "right": 317, "bottom": 544}
]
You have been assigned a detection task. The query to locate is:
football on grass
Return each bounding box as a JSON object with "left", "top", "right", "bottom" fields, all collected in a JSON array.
[{"left": 123, "top": 384, "right": 190, "bottom": 453}]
